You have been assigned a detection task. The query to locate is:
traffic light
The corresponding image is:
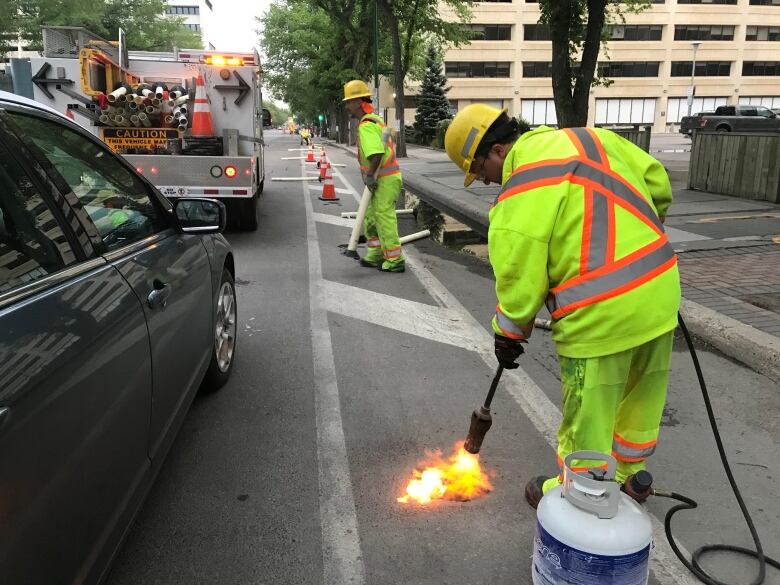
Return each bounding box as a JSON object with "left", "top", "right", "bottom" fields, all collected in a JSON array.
[{"left": 318, "top": 114, "right": 324, "bottom": 122}]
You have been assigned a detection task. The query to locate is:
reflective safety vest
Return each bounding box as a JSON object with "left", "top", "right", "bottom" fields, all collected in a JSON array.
[
  {"left": 357, "top": 113, "right": 401, "bottom": 181},
  {"left": 489, "top": 126, "right": 680, "bottom": 358}
]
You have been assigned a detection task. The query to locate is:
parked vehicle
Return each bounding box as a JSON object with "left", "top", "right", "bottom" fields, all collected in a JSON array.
[
  {"left": 11, "top": 26, "right": 270, "bottom": 230},
  {"left": 0, "top": 90, "right": 237, "bottom": 584},
  {"left": 680, "top": 104, "right": 780, "bottom": 136}
]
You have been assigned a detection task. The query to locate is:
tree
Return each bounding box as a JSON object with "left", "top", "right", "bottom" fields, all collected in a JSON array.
[
  {"left": 264, "top": 100, "right": 291, "bottom": 126},
  {"left": 260, "top": 0, "right": 379, "bottom": 143},
  {"left": 16, "top": 0, "right": 201, "bottom": 51},
  {"left": 539, "top": 0, "right": 649, "bottom": 128},
  {"left": 413, "top": 45, "right": 451, "bottom": 145},
  {"left": 376, "top": 0, "right": 471, "bottom": 157}
]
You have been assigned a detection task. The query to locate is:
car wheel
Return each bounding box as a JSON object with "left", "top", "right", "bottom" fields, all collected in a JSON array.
[{"left": 202, "top": 268, "right": 237, "bottom": 392}]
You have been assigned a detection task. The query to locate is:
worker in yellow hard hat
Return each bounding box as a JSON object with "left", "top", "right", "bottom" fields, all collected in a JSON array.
[
  {"left": 445, "top": 104, "right": 680, "bottom": 508},
  {"left": 343, "top": 80, "right": 404, "bottom": 273}
]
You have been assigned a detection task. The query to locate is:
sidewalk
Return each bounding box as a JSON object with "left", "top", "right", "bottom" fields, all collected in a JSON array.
[{"left": 327, "top": 140, "right": 780, "bottom": 383}]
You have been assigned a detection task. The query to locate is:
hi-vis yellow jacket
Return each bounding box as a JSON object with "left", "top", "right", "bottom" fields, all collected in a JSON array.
[
  {"left": 489, "top": 126, "right": 681, "bottom": 358},
  {"left": 357, "top": 113, "right": 401, "bottom": 182}
]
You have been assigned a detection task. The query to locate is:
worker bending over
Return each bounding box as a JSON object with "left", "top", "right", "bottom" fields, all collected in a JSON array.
[
  {"left": 444, "top": 105, "right": 681, "bottom": 507},
  {"left": 343, "top": 80, "right": 405, "bottom": 273}
]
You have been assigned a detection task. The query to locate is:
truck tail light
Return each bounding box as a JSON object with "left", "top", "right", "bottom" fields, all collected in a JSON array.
[
  {"left": 700, "top": 119, "right": 708, "bottom": 128},
  {"left": 224, "top": 165, "right": 238, "bottom": 178}
]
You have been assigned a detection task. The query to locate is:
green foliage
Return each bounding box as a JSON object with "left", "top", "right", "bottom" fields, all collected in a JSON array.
[
  {"left": 264, "top": 100, "right": 291, "bottom": 125},
  {"left": 15, "top": 0, "right": 202, "bottom": 51},
  {"left": 413, "top": 45, "right": 451, "bottom": 146},
  {"left": 432, "top": 118, "right": 450, "bottom": 149},
  {"left": 260, "top": 0, "right": 377, "bottom": 124}
]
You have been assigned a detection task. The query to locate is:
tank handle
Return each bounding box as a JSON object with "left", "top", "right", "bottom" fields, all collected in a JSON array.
[{"left": 562, "top": 451, "right": 620, "bottom": 519}]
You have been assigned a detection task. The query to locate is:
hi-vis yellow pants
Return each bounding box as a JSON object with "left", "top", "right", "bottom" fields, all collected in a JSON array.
[
  {"left": 543, "top": 330, "right": 674, "bottom": 493},
  {"left": 363, "top": 174, "right": 404, "bottom": 269}
]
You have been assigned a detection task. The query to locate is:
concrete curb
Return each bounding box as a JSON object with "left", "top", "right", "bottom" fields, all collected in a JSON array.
[{"left": 680, "top": 298, "right": 780, "bottom": 384}]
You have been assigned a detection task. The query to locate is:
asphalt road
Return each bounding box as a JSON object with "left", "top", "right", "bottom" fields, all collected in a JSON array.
[{"left": 105, "top": 130, "right": 780, "bottom": 585}]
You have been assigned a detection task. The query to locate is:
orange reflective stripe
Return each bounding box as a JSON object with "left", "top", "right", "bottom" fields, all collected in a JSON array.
[
  {"left": 494, "top": 305, "right": 533, "bottom": 340},
  {"left": 498, "top": 129, "right": 674, "bottom": 319},
  {"left": 383, "top": 246, "right": 402, "bottom": 259},
  {"left": 367, "top": 237, "right": 381, "bottom": 248}
]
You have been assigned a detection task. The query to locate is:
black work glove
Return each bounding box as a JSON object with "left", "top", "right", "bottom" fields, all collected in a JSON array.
[{"left": 494, "top": 333, "right": 525, "bottom": 369}]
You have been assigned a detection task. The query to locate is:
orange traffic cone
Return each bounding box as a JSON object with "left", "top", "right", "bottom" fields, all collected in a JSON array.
[
  {"left": 192, "top": 71, "right": 214, "bottom": 136},
  {"left": 306, "top": 143, "right": 316, "bottom": 162},
  {"left": 318, "top": 157, "right": 329, "bottom": 181},
  {"left": 319, "top": 163, "right": 339, "bottom": 201}
]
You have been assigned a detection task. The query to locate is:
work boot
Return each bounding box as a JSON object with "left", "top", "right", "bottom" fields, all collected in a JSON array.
[
  {"left": 524, "top": 475, "right": 551, "bottom": 510},
  {"left": 359, "top": 257, "right": 382, "bottom": 268},
  {"left": 621, "top": 471, "right": 653, "bottom": 504},
  {"left": 380, "top": 261, "right": 405, "bottom": 273}
]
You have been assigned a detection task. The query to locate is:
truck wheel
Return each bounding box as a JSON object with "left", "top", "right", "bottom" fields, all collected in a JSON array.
[
  {"left": 202, "top": 268, "right": 237, "bottom": 392},
  {"left": 239, "top": 195, "right": 259, "bottom": 231},
  {"left": 716, "top": 126, "right": 730, "bottom": 132},
  {"left": 257, "top": 178, "right": 264, "bottom": 195}
]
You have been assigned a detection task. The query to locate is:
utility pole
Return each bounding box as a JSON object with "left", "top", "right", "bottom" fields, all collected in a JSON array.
[
  {"left": 686, "top": 41, "right": 702, "bottom": 117},
  {"left": 373, "top": 0, "right": 379, "bottom": 111}
]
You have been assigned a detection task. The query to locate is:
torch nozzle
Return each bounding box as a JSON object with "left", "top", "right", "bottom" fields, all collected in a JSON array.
[{"left": 463, "top": 406, "right": 492, "bottom": 454}]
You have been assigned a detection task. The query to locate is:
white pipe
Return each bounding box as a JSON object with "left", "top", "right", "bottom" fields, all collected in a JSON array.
[
  {"left": 271, "top": 177, "right": 322, "bottom": 182},
  {"left": 347, "top": 128, "right": 392, "bottom": 254},
  {"left": 399, "top": 230, "right": 430, "bottom": 245},
  {"left": 166, "top": 99, "right": 176, "bottom": 108},
  {"left": 327, "top": 163, "right": 347, "bottom": 167},
  {"left": 173, "top": 94, "right": 189, "bottom": 106},
  {"left": 130, "top": 115, "right": 142, "bottom": 127},
  {"left": 107, "top": 86, "right": 127, "bottom": 103},
  {"left": 177, "top": 124, "right": 187, "bottom": 132},
  {"left": 341, "top": 209, "right": 413, "bottom": 218},
  {"left": 151, "top": 98, "right": 161, "bottom": 108},
  {"left": 281, "top": 156, "right": 307, "bottom": 160},
  {"left": 534, "top": 318, "right": 553, "bottom": 330},
  {"left": 141, "top": 88, "right": 153, "bottom": 98},
  {"left": 138, "top": 112, "right": 152, "bottom": 127},
  {"left": 99, "top": 114, "right": 111, "bottom": 125},
  {"left": 155, "top": 86, "right": 165, "bottom": 99}
]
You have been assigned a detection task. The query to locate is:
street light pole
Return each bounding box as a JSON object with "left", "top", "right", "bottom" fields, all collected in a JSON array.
[{"left": 687, "top": 40, "right": 702, "bottom": 117}]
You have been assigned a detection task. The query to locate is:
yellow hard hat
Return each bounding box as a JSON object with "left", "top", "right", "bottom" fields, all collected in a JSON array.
[
  {"left": 445, "top": 104, "right": 505, "bottom": 187},
  {"left": 343, "top": 80, "right": 372, "bottom": 102}
]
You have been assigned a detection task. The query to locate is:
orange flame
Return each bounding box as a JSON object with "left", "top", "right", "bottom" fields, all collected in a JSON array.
[{"left": 397, "top": 443, "right": 493, "bottom": 504}]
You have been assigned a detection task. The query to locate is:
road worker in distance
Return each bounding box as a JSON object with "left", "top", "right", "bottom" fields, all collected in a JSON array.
[
  {"left": 444, "top": 105, "right": 681, "bottom": 507},
  {"left": 343, "top": 80, "right": 405, "bottom": 273},
  {"left": 300, "top": 126, "right": 311, "bottom": 146}
]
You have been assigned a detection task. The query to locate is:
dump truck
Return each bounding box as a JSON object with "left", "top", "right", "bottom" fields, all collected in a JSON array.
[{"left": 9, "top": 26, "right": 270, "bottom": 230}]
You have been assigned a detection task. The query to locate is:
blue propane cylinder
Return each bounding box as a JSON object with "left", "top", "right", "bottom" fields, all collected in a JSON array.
[{"left": 532, "top": 451, "right": 653, "bottom": 585}]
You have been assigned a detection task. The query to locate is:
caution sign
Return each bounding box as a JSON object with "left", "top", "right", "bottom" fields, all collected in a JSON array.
[{"left": 100, "top": 128, "right": 179, "bottom": 152}]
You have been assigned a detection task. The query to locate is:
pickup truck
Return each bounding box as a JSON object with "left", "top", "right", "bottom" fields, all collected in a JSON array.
[{"left": 680, "top": 104, "right": 780, "bottom": 136}]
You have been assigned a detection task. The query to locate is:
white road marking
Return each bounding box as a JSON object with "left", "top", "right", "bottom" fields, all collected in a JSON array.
[
  {"left": 302, "top": 163, "right": 366, "bottom": 585},
  {"left": 313, "top": 213, "right": 354, "bottom": 228},
  {"left": 327, "top": 156, "right": 698, "bottom": 585}
]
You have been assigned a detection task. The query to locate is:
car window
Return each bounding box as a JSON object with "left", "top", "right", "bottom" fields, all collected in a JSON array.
[
  {"left": 741, "top": 107, "right": 758, "bottom": 117},
  {"left": 0, "top": 150, "right": 77, "bottom": 294},
  {"left": 5, "top": 112, "right": 168, "bottom": 252},
  {"left": 756, "top": 106, "right": 774, "bottom": 118}
]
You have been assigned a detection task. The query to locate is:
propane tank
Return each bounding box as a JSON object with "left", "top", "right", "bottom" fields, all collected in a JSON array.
[{"left": 532, "top": 451, "right": 653, "bottom": 585}]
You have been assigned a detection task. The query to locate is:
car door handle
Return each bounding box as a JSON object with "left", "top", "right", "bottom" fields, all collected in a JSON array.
[{"left": 147, "top": 281, "right": 171, "bottom": 309}]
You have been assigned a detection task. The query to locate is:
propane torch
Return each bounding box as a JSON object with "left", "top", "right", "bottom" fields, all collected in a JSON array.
[{"left": 463, "top": 366, "right": 504, "bottom": 454}]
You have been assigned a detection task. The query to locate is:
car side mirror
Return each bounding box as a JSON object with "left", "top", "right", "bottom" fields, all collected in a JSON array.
[
  {"left": 173, "top": 198, "right": 226, "bottom": 234},
  {"left": 262, "top": 108, "right": 272, "bottom": 127}
]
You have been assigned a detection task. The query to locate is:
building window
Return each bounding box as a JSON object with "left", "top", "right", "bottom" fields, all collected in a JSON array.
[
  {"left": 749, "top": 0, "right": 780, "bottom": 4},
  {"left": 746, "top": 26, "right": 780, "bottom": 41},
  {"left": 743, "top": 62, "right": 780, "bottom": 76},
  {"left": 670, "top": 61, "right": 731, "bottom": 76},
  {"left": 184, "top": 23, "right": 201, "bottom": 32},
  {"left": 522, "top": 61, "right": 552, "bottom": 77},
  {"left": 595, "top": 98, "right": 656, "bottom": 125},
  {"left": 463, "top": 24, "right": 512, "bottom": 41},
  {"left": 598, "top": 61, "right": 660, "bottom": 77},
  {"left": 521, "top": 99, "right": 557, "bottom": 126},
  {"left": 524, "top": 24, "right": 551, "bottom": 41},
  {"left": 666, "top": 96, "right": 727, "bottom": 123},
  {"left": 674, "top": 25, "right": 734, "bottom": 40},
  {"left": 739, "top": 96, "right": 780, "bottom": 108},
  {"left": 166, "top": 5, "right": 200, "bottom": 15},
  {"left": 608, "top": 25, "right": 663, "bottom": 41},
  {"left": 677, "top": 0, "right": 737, "bottom": 4},
  {"left": 445, "top": 62, "right": 511, "bottom": 78},
  {"left": 479, "top": 0, "right": 513, "bottom": 3}
]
